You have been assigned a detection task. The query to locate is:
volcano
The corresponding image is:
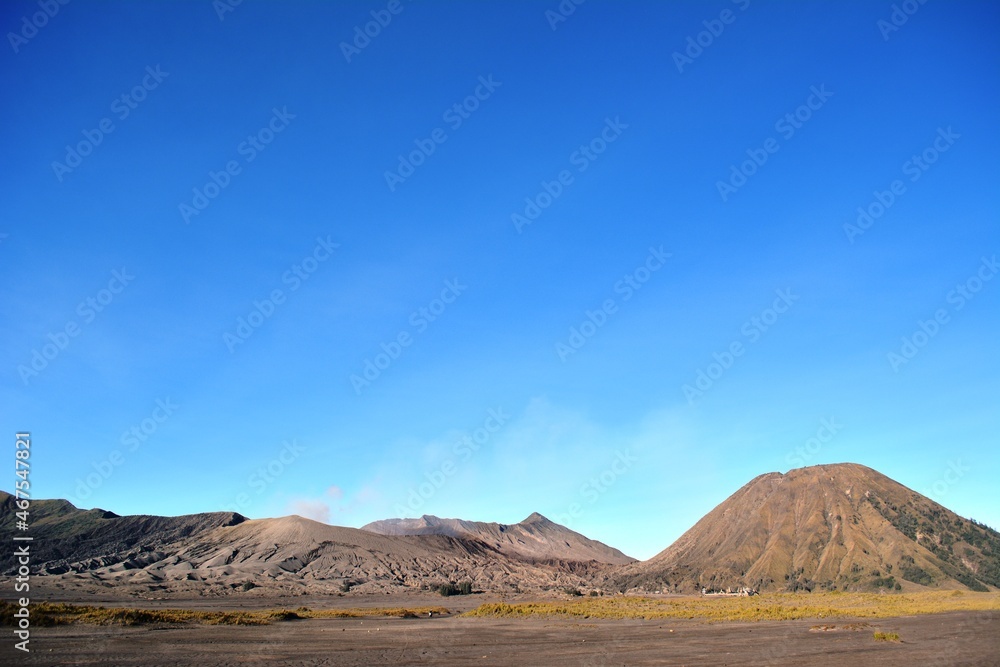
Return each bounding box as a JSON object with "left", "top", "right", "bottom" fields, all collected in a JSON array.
[{"left": 618, "top": 463, "right": 1000, "bottom": 593}]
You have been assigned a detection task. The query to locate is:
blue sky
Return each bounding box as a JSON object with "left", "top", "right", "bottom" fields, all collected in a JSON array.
[{"left": 2, "top": 0, "right": 998, "bottom": 560}]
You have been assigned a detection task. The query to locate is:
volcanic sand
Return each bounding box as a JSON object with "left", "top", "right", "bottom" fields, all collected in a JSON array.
[{"left": 4, "top": 593, "right": 998, "bottom": 666}]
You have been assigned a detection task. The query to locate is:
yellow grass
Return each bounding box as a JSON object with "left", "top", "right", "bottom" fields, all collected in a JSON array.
[
  {"left": 305, "top": 606, "right": 450, "bottom": 619},
  {"left": 463, "top": 591, "right": 1000, "bottom": 622},
  {"left": 873, "top": 631, "right": 901, "bottom": 641},
  {"left": 0, "top": 601, "right": 449, "bottom": 627}
]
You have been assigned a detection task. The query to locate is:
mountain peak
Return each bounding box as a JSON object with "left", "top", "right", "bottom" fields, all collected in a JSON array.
[
  {"left": 786, "top": 462, "right": 878, "bottom": 475},
  {"left": 619, "top": 463, "right": 1000, "bottom": 594},
  {"left": 361, "top": 512, "right": 634, "bottom": 564}
]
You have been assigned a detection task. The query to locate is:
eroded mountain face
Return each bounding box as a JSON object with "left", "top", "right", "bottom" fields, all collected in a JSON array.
[
  {"left": 4, "top": 463, "right": 997, "bottom": 598},
  {"left": 0, "top": 493, "right": 627, "bottom": 598},
  {"left": 617, "top": 463, "right": 1000, "bottom": 593}
]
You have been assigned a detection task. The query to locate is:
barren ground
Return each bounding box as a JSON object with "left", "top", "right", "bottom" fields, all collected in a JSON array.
[{"left": 3, "top": 593, "right": 998, "bottom": 666}]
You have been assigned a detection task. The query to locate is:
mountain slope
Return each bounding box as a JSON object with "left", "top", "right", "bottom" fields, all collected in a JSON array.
[
  {"left": 361, "top": 512, "right": 635, "bottom": 565},
  {"left": 618, "top": 463, "right": 1000, "bottom": 593},
  {"left": 0, "top": 491, "right": 245, "bottom": 575},
  {"left": 0, "top": 492, "right": 620, "bottom": 598},
  {"left": 5, "top": 462, "right": 997, "bottom": 599}
]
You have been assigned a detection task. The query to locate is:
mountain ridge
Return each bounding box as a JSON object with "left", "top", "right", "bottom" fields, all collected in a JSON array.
[
  {"left": 0, "top": 492, "right": 626, "bottom": 598},
  {"left": 3, "top": 462, "right": 997, "bottom": 597},
  {"left": 361, "top": 512, "right": 635, "bottom": 565}
]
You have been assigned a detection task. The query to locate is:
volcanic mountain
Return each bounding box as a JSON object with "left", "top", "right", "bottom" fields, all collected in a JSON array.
[
  {"left": 0, "top": 493, "right": 624, "bottom": 599},
  {"left": 4, "top": 463, "right": 997, "bottom": 599},
  {"left": 361, "top": 512, "right": 635, "bottom": 565},
  {"left": 618, "top": 463, "right": 1000, "bottom": 594}
]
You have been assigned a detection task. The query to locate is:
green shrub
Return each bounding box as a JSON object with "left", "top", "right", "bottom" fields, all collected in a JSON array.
[
  {"left": 900, "top": 565, "right": 933, "bottom": 586},
  {"left": 438, "top": 581, "right": 473, "bottom": 596}
]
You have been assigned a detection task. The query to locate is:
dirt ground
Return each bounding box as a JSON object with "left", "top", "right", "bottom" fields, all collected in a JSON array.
[{"left": 3, "top": 597, "right": 998, "bottom": 666}]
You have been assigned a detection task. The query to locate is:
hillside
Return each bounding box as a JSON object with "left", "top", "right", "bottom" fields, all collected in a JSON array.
[
  {"left": 0, "top": 492, "right": 620, "bottom": 598},
  {"left": 361, "top": 512, "right": 635, "bottom": 565},
  {"left": 4, "top": 463, "right": 997, "bottom": 599},
  {"left": 617, "top": 463, "right": 1000, "bottom": 594},
  {"left": 0, "top": 492, "right": 245, "bottom": 575}
]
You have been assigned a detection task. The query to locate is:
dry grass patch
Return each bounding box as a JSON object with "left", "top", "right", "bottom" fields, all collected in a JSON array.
[
  {"left": 306, "top": 606, "right": 449, "bottom": 619},
  {"left": 464, "top": 591, "right": 1000, "bottom": 622},
  {"left": 873, "top": 631, "right": 901, "bottom": 641},
  {"left": 0, "top": 602, "right": 270, "bottom": 626},
  {"left": 0, "top": 601, "right": 449, "bottom": 626}
]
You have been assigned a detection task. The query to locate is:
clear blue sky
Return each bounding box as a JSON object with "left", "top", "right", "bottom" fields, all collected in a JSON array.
[{"left": 2, "top": 0, "right": 997, "bottom": 560}]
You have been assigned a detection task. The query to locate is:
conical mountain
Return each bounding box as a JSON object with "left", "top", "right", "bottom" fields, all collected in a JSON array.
[{"left": 619, "top": 463, "right": 999, "bottom": 593}]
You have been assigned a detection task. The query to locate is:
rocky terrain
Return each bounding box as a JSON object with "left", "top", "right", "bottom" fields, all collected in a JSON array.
[
  {"left": 0, "top": 493, "right": 624, "bottom": 599},
  {"left": 4, "top": 463, "right": 998, "bottom": 600},
  {"left": 361, "top": 512, "right": 635, "bottom": 565},
  {"left": 617, "top": 463, "right": 1000, "bottom": 594}
]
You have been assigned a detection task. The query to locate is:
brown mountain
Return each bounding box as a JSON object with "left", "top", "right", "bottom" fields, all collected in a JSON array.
[
  {"left": 618, "top": 463, "right": 1000, "bottom": 594},
  {"left": 361, "top": 512, "right": 635, "bottom": 565},
  {"left": 0, "top": 492, "right": 621, "bottom": 599},
  {"left": 5, "top": 463, "right": 997, "bottom": 599}
]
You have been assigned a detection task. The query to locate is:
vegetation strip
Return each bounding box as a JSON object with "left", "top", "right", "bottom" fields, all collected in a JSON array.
[
  {"left": 0, "top": 602, "right": 449, "bottom": 627},
  {"left": 464, "top": 591, "right": 1000, "bottom": 622}
]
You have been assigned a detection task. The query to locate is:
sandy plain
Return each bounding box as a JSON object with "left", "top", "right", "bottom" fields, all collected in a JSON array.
[{"left": 3, "top": 592, "right": 998, "bottom": 667}]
